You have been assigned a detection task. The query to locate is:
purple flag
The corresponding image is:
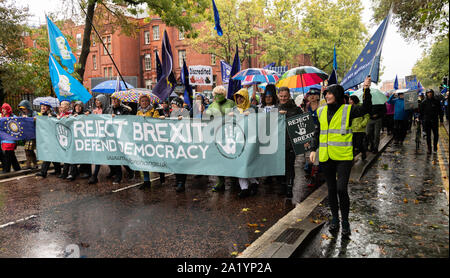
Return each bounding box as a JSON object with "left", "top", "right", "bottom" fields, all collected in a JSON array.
[{"left": 152, "top": 31, "right": 174, "bottom": 101}]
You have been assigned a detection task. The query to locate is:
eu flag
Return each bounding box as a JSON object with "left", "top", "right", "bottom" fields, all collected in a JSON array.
[
  {"left": 0, "top": 117, "right": 35, "bottom": 141},
  {"left": 340, "top": 13, "right": 391, "bottom": 90},
  {"left": 394, "top": 75, "right": 399, "bottom": 90},
  {"left": 220, "top": 60, "right": 232, "bottom": 83},
  {"left": 328, "top": 68, "right": 338, "bottom": 85},
  {"left": 49, "top": 54, "right": 92, "bottom": 103},
  {"left": 155, "top": 51, "right": 162, "bottom": 82},
  {"left": 46, "top": 16, "right": 77, "bottom": 73},
  {"left": 227, "top": 45, "right": 241, "bottom": 100},
  {"left": 212, "top": 0, "right": 223, "bottom": 36}
]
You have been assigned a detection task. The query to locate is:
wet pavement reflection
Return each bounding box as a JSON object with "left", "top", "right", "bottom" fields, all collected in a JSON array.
[
  {"left": 296, "top": 128, "right": 449, "bottom": 258},
  {"left": 0, "top": 155, "right": 317, "bottom": 258}
]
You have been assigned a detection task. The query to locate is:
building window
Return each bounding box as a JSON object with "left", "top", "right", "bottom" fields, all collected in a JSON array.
[
  {"left": 104, "top": 67, "right": 112, "bottom": 78},
  {"left": 76, "top": 33, "right": 82, "bottom": 50},
  {"left": 211, "top": 54, "right": 216, "bottom": 65},
  {"left": 93, "top": 54, "right": 97, "bottom": 70},
  {"left": 152, "top": 26, "right": 160, "bottom": 40},
  {"left": 179, "top": 31, "right": 185, "bottom": 40},
  {"left": 213, "top": 75, "right": 217, "bottom": 87},
  {"left": 103, "top": 35, "right": 112, "bottom": 55},
  {"left": 178, "top": 50, "right": 186, "bottom": 68},
  {"left": 145, "top": 80, "right": 152, "bottom": 90},
  {"left": 144, "top": 54, "right": 151, "bottom": 71},
  {"left": 144, "top": 31, "right": 150, "bottom": 44}
]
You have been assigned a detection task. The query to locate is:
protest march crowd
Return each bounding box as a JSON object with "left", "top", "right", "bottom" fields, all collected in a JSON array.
[{"left": 1, "top": 76, "right": 448, "bottom": 238}]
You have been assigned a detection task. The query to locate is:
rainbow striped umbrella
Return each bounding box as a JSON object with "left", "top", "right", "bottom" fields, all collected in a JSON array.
[
  {"left": 276, "top": 66, "right": 328, "bottom": 94},
  {"left": 111, "top": 88, "right": 161, "bottom": 104},
  {"left": 232, "top": 68, "right": 280, "bottom": 84}
]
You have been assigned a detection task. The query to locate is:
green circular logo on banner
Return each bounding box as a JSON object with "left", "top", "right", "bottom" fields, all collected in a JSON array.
[
  {"left": 214, "top": 120, "right": 246, "bottom": 159},
  {"left": 56, "top": 123, "right": 72, "bottom": 151}
]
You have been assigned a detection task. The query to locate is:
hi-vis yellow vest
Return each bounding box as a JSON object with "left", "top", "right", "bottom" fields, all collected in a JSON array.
[{"left": 317, "top": 104, "right": 353, "bottom": 162}]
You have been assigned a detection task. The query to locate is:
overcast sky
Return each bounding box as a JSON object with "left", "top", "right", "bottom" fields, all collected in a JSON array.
[{"left": 20, "top": 0, "right": 425, "bottom": 86}]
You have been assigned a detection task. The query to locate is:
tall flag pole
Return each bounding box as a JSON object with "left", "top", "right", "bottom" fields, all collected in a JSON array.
[
  {"left": 340, "top": 11, "right": 391, "bottom": 90},
  {"left": 328, "top": 44, "right": 338, "bottom": 85}
]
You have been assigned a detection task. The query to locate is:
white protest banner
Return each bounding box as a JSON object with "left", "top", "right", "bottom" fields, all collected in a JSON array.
[{"left": 189, "top": 65, "right": 213, "bottom": 86}]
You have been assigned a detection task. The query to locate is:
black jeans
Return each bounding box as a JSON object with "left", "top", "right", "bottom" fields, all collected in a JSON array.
[
  {"left": 321, "top": 159, "right": 353, "bottom": 223},
  {"left": 3, "top": 150, "right": 21, "bottom": 172},
  {"left": 285, "top": 149, "right": 296, "bottom": 185},
  {"left": 393, "top": 120, "right": 408, "bottom": 142},
  {"left": 352, "top": 132, "right": 366, "bottom": 156},
  {"left": 423, "top": 120, "right": 439, "bottom": 150}
]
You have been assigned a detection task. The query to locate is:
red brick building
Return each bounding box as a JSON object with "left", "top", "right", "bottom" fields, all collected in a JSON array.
[{"left": 26, "top": 13, "right": 312, "bottom": 95}]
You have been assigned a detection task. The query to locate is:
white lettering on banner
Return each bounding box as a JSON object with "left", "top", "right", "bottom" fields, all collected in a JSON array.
[{"left": 74, "top": 120, "right": 128, "bottom": 138}]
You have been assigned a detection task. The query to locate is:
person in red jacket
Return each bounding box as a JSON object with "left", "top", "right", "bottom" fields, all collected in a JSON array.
[{"left": 1, "top": 103, "right": 21, "bottom": 173}]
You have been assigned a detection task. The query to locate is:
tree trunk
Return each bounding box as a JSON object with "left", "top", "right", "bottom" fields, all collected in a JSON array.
[{"left": 76, "top": 0, "right": 97, "bottom": 83}]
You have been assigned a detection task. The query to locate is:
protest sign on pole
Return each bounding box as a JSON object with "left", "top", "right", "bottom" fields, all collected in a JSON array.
[
  {"left": 36, "top": 114, "right": 285, "bottom": 178},
  {"left": 286, "top": 113, "right": 315, "bottom": 155},
  {"left": 189, "top": 66, "right": 213, "bottom": 86},
  {"left": 402, "top": 89, "right": 419, "bottom": 110},
  {"left": 405, "top": 75, "right": 418, "bottom": 90}
]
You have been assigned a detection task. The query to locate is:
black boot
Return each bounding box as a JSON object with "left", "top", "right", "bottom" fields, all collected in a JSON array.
[
  {"left": 238, "top": 188, "right": 251, "bottom": 198},
  {"left": 342, "top": 220, "right": 351, "bottom": 238},
  {"left": 36, "top": 162, "right": 50, "bottom": 178},
  {"left": 88, "top": 176, "right": 98, "bottom": 184},
  {"left": 286, "top": 177, "right": 294, "bottom": 198},
  {"left": 249, "top": 183, "right": 258, "bottom": 196},
  {"left": 329, "top": 217, "right": 340, "bottom": 235},
  {"left": 139, "top": 180, "right": 151, "bottom": 190}
]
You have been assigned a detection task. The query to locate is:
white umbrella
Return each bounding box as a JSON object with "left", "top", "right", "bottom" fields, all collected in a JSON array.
[{"left": 33, "top": 96, "right": 60, "bottom": 108}]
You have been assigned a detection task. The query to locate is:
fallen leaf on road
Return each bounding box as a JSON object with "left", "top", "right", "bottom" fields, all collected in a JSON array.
[
  {"left": 321, "top": 234, "right": 333, "bottom": 240},
  {"left": 409, "top": 175, "right": 416, "bottom": 177},
  {"left": 413, "top": 236, "right": 423, "bottom": 240},
  {"left": 403, "top": 198, "right": 408, "bottom": 203},
  {"left": 369, "top": 220, "right": 374, "bottom": 225},
  {"left": 380, "top": 225, "right": 388, "bottom": 229},
  {"left": 244, "top": 244, "right": 250, "bottom": 247},
  {"left": 231, "top": 251, "right": 238, "bottom": 256},
  {"left": 296, "top": 219, "right": 303, "bottom": 222},
  {"left": 414, "top": 200, "right": 420, "bottom": 204},
  {"left": 241, "top": 208, "right": 250, "bottom": 212},
  {"left": 247, "top": 223, "right": 258, "bottom": 227},
  {"left": 254, "top": 230, "right": 261, "bottom": 233},
  {"left": 262, "top": 218, "right": 267, "bottom": 222}
]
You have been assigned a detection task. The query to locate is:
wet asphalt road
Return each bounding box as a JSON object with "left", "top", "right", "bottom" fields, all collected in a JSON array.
[
  {"left": 296, "top": 125, "right": 449, "bottom": 258},
  {"left": 0, "top": 154, "right": 318, "bottom": 258}
]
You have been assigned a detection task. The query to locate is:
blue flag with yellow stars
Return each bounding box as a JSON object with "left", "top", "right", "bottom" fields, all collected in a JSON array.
[
  {"left": 340, "top": 13, "right": 390, "bottom": 90},
  {"left": 0, "top": 117, "right": 35, "bottom": 141}
]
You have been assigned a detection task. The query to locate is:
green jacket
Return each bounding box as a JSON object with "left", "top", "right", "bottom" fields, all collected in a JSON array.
[
  {"left": 205, "top": 99, "right": 236, "bottom": 117},
  {"left": 350, "top": 104, "right": 370, "bottom": 133}
]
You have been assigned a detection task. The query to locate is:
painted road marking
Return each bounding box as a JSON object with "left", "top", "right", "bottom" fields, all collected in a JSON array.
[
  {"left": 112, "top": 174, "right": 174, "bottom": 193},
  {"left": 0, "top": 215, "right": 37, "bottom": 229},
  {"left": 0, "top": 173, "right": 38, "bottom": 184}
]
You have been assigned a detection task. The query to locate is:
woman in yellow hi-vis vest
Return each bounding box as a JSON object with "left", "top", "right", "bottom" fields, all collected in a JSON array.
[{"left": 310, "top": 76, "right": 372, "bottom": 238}]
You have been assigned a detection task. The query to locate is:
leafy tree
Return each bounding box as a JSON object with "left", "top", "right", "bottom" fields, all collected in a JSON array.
[
  {"left": 299, "top": 0, "right": 368, "bottom": 79},
  {"left": 372, "top": 0, "right": 449, "bottom": 41},
  {"left": 412, "top": 36, "right": 449, "bottom": 88},
  {"left": 188, "top": 0, "right": 265, "bottom": 65},
  {"left": 259, "top": 0, "right": 304, "bottom": 67}
]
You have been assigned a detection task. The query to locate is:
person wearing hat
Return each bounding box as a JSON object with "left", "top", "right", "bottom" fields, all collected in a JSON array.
[
  {"left": 205, "top": 85, "right": 236, "bottom": 192},
  {"left": 1, "top": 103, "right": 21, "bottom": 173},
  {"left": 387, "top": 90, "right": 408, "bottom": 145},
  {"left": 419, "top": 89, "right": 443, "bottom": 154},
  {"left": 18, "top": 100, "right": 38, "bottom": 170},
  {"left": 106, "top": 97, "right": 134, "bottom": 185},
  {"left": 309, "top": 76, "right": 372, "bottom": 238},
  {"left": 36, "top": 102, "right": 61, "bottom": 178},
  {"left": 136, "top": 94, "right": 160, "bottom": 190},
  {"left": 349, "top": 95, "right": 369, "bottom": 160},
  {"left": 164, "top": 97, "right": 190, "bottom": 192},
  {"left": 229, "top": 88, "right": 259, "bottom": 198},
  {"left": 304, "top": 88, "right": 321, "bottom": 187},
  {"left": 258, "top": 84, "right": 279, "bottom": 113}
]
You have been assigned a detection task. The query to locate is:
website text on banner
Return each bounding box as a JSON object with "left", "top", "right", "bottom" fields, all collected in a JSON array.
[{"left": 36, "top": 113, "right": 285, "bottom": 178}]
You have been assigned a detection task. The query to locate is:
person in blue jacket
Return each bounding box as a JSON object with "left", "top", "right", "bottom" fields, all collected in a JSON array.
[{"left": 387, "top": 91, "right": 407, "bottom": 145}]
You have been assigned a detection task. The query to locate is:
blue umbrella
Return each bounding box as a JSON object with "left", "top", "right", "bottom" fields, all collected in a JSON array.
[{"left": 91, "top": 80, "right": 134, "bottom": 94}]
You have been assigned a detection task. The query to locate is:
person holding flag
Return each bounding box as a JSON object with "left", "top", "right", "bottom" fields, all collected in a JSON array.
[
  {"left": 309, "top": 76, "right": 372, "bottom": 238},
  {"left": 1, "top": 103, "right": 21, "bottom": 173}
]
